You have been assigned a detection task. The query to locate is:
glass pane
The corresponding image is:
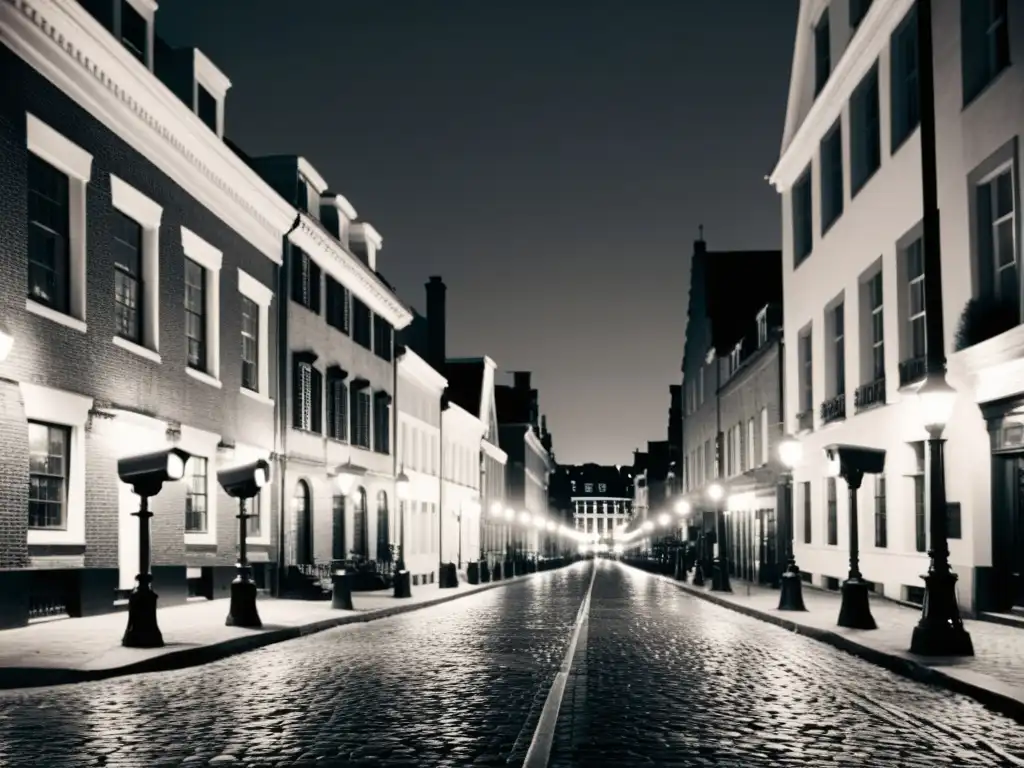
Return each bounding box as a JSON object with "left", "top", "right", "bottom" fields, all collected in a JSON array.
[
  {"left": 873, "top": 311, "right": 884, "bottom": 344},
  {"left": 997, "top": 263, "right": 1018, "bottom": 306},
  {"left": 873, "top": 343, "right": 885, "bottom": 380},
  {"left": 911, "top": 316, "right": 927, "bottom": 357},
  {"left": 995, "top": 170, "right": 1014, "bottom": 219},
  {"left": 995, "top": 218, "right": 1016, "bottom": 268},
  {"left": 907, "top": 241, "right": 924, "bottom": 278},
  {"left": 909, "top": 280, "right": 925, "bottom": 316}
]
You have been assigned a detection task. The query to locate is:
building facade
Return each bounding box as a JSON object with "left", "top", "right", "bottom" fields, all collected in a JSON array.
[
  {"left": 771, "top": 0, "right": 1022, "bottom": 612},
  {"left": 0, "top": 0, "right": 302, "bottom": 627},
  {"left": 245, "top": 153, "right": 412, "bottom": 580},
  {"left": 396, "top": 347, "right": 445, "bottom": 586},
  {"left": 565, "top": 464, "right": 634, "bottom": 540},
  {"left": 441, "top": 403, "right": 484, "bottom": 570}
]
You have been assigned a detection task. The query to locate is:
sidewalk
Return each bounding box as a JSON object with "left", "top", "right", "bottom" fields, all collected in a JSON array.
[
  {"left": 0, "top": 571, "right": 545, "bottom": 690},
  {"left": 624, "top": 563, "right": 1024, "bottom": 724}
]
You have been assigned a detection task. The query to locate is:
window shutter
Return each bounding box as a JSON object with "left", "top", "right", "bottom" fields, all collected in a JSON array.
[
  {"left": 310, "top": 262, "right": 322, "bottom": 314},
  {"left": 311, "top": 368, "right": 323, "bottom": 433},
  {"left": 291, "top": 359, "right": 302, "bottom": 429},
  {"left": 290, "top": 249, "right": 304, "bottom": 304},
  {"left": 960, "top": 0, "right": 985, "bottom": 103}
]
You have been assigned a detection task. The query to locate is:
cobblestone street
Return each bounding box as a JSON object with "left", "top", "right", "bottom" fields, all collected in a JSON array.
[{"left": 3, "top": 560, "right": 1024, "bottom": 767}]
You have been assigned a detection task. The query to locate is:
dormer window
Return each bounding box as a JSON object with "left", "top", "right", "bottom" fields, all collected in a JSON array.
[
  {"left": 729, "top": 343, "right": 742, "bottom": 375},
  {"left": 300, "top": 176, "right": 321, "bottom": 219},
  {"left": 756, "top": 306, "right": 769, "bottom": 347},
  {"left": 192, "top": 50, "right": 231, "bottom": 139},
  {"left": 119, "top": 0, "right": 147, "bottom": 63},
  {"left": 196, "top": 85, "right": 217, "bottom": 132}
]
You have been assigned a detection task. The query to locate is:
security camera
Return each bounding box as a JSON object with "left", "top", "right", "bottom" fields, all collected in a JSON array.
[
  {"left": 118, "top": 448, "right": 191, "bottom": 497},
  {"left": 218, "top": 459, "right": 271, "bottom": 500}
]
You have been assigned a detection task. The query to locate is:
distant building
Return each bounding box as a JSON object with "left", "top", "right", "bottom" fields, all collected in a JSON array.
[{"left": 559, "top": 464, "right": 634, "bottom": 539}]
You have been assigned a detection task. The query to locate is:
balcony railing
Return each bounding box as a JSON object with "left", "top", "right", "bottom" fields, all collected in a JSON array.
[
  {"left": 796, "top": 409, "right": 814, "bottom": 432},
  {"left": 854, "top": 378, "right": 886, "bottom": 412},
  {"left": 820, "top": 394, "right": 846, "bottom": 425},
  {"left": 898, "top": 356, "right": 926, "bottom": 387}
]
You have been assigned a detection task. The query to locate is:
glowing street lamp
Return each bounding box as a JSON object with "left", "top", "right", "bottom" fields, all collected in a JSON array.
[
  {"left": 393, "top": 470, "right": 412, "bottom": 598},
  {"left": 642, "top": 520, "right": 654, "bottom": 533},
  {"left": 504, "top": 507, "right": 515, "bottom": 521},
  {"left": 707, "top": 482, "right": 730, "bottom": 593},
  {"left": 777, "top": 436, "right": 807, "bottom": 612},
  {"left": 657, "top": 512, "right": 671, "bottom": 527},
  {"left": 333, "top": 460, "right": 367, "bottom": 496},
  {"left": 219, "top": 459, "right": 271, "bottom": 627},
  {"left": 674, "top": 500, "right": 691, "bottom": 516},
  {"left": 490, "top": 501, "right": 504, "bottom": 517}
]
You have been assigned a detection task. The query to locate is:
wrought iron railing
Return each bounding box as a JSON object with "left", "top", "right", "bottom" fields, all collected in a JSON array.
[
  {"left": 898, "top": 356, "right": 926, "bottom": 387},
  {"left": 854, "top": 378, "right": 886, "bottom": 412},
  {"left": 819, "top": 394, "right": 846, "bottom": 424}
]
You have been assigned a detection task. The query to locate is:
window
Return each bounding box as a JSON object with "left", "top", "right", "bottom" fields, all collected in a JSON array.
[
  {"left": 326, "top": 277, "right": 350, "bottom": 334},
  {"left": 246, "top": 492, "right": 261, "bottom": 538},
  {"left": 802, "top": 481, "right": 812, "bottom": 544},
  {"left": 799, "top": 330, "right": 813, "bottom": 413},
  {"left": 237, "top": 270, "right": 273, "bottom": 402},
  {"left": 185, "top": 456, "right": 208, "bottom": 533},
  {"left": 181, "top": 227, "right": 223, "bottom": 384},
  {"left": 850, "top": 0, "right": 873, "bottom": 29},
  {"left": 874, "top": 475, "right": 887, "bottom": 548},
  {"left": 862, "top": 271, "right": 884, "bottom": 381},
  {"left": 961, "top": 0, "right": 1009, "bottom": 106},
  {"left": 290, "top": 248, "right": 321, "bottom": 313},
  {"left": 332, "top": 494, "right": 346, "bottom": 560},
  {"left": 912, "top": 441, "right": 927, "bottom": 552},
  {"left": 27, "top": 155, "right": 71, "bottom": 315},
  {"left": 299, "top": 175, "right": 321, "bottom": 219},
  {"left": 760, "top": 407, "right": 769, "bottom": 465},
  {"left": 756, "top": 307, "right": 768, "bottom": 347},
  {"left": 747, "top": 418, "right": 755, "bottom": 469},
  {"left": 196, "top": 84, "right": 217, "bottom": 132},
  {"left": 352, "top": 387, "right": 372, "bottom": 448},
  {"left": 184, "top": 258, "right": 206, "bottom": 371},
  {"left": 373, "top": 392, "right": 392, "bottom": 454},
  {"left": 891, "top": 5, "right": 920, "bottom": 152},
  {"left": 327, "top": 378, "right": 349, "bottom": 441},
  {"left": 598, "top": 483, "right": 607, "bottom": 493},
  {"left": 376, "top": 491, "right": 390, "bottom": 561},
  {"left": 119, "top": 0, "right": 147, "bottom": 64},
  {"left": 293, "top": 359, "right": 322, "bottom": 433},
  {"left": 240, "top": 296, "right": 258, "bottom": 392},
  {"left": 906, "top": 238, "right": 927, "bottom": 360},
  {"left": 729, "top": 344, "right": 741, "bottom": 374},
  {"left": 698, "top": 366, "right": 704, "bottom": 404},
  {"left": 977, "top": 167, "right": 1018, "bottom": 314},
  {"left": 352, "top": 298, "right": 372, "bottom": 348},
  {"left": 25, "top": 115, "right": 92, "bottom": 332},
  {"left": 28, "top": 422, "right": 69, "bottom": 530},
  {"left": 792, "top": 169, "right": 813, "bottom": 266},
  {"left": 353, "top": 487, "right": 368, "bottom": 557},
  {"left": 584, "top": 483, "right": 593, "bottom": 493},
  {"left": 832, "top": 302, "right": 845, "bottom": 397},
  {"left": 373, "top": 315, "right": 393, "bottom": 362},
  {"left": 814, "top": 9, "right": 831, "bottom": 96},
  {"left": 109, "top": 175, "right": 162, "bottom": 360},
  {"left": 826, "top": 477, "right": 838, "bottom": 546},
  {"left": 850, "top": 64, "right": 881, "bottom": 196},
  {"left": 820, "top": 122, "right": 844, "bottom": 233}
]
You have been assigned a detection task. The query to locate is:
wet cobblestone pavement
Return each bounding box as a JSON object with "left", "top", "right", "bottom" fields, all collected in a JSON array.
[
  {"left": 550, "top": 561, "right": 1024, "bottom": 767},
  {"left": 0, "top": 563, "right": 592, "bottom": 767}
]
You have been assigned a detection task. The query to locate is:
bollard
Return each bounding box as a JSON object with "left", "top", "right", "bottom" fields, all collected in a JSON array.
[{"left": 331, "top": 570, "right": 354, "bottom": 610}]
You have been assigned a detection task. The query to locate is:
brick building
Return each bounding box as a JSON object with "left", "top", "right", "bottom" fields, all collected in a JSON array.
[{"left": 0, "top": 0, "right": 299, "bottom": 626}]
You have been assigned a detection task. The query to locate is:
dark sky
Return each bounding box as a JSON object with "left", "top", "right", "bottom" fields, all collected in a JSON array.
[{"left": 157, "top": 0, "right": 798, "bottom": 466}]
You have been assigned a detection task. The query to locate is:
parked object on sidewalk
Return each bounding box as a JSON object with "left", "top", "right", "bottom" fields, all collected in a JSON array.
[{"left": 219, "top": 459, "right": 272, "bottom": 629}]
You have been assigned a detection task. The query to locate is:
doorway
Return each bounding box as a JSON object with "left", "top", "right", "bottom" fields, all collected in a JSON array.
[{"left": 293, "top": 480, "right": 313, "bottom": 565}]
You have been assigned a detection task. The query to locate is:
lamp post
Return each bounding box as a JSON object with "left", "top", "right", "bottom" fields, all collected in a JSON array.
[
  {"left": 909, "top": 374, "right": 974, "bottom": 655},
  {"left": 708, "top": 483, "right": 731, "bottom": 592},
  {"left": 219, "top": 459, "right": 271, "bottom": 628},
  {"left": 825, "top": 444, "right": 886, "bottom": 630},
  {"left": 777, "top": 436, "right": 807, "bottom": 611},
  {"left": 394, "top": 470, "right": 412, "bottom": 598},
  {"left": 119, "top": 448, "right": 191, "bottom": 648}
]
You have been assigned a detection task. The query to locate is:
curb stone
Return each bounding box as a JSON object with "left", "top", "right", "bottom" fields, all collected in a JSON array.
[
  {"left": 618, "top": 561, "right": 1024, "bottom": 726},
  {"left": 0, "top": 567, "right": 569, "bottom": 691}
]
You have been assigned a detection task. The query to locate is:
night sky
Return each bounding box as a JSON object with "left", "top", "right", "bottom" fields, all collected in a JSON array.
[{"left": 157, "top": 0, "right": 798, "bottom": 465}]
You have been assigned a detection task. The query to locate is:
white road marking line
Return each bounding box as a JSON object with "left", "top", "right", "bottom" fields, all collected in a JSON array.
[{"left": 521, "top": 559, "right": 598, "bottom": 768}]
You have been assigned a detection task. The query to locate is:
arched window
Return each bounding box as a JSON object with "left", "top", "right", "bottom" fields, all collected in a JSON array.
[
  {"left": 376, "top": 490, "right": 390, "bottom": 562},
  {"left": 353, "top": 487, "right": 368, "bottom": 558},
  {"left": 332, "top": 494, "right": 346, "bottom": 561},
  {"left": 293, "top": 480, "right": 312, "bottom": 565}
]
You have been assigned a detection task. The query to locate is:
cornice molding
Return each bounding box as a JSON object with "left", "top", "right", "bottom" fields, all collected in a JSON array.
[
  {"left": 289, "top": 214, "right": 412, "bottom": 328},
  {"left": 398, "top": 347, "right": 447, "bottom": 393},
  {"left": 770, "top": 0, "right": 914, "bottom": 192},
  {"left": 481, "top": 438, "right": 507, "bottom": 465},
  {"left": 443, "top": 402, "right": 485, "bottom": 439},
  {"left": 1, "top": 0, "right": 296, "bottom": 263}
]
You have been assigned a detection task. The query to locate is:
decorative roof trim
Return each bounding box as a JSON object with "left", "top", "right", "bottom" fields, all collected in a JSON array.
[
  {"left": 398, "top": 347, "right": 447, "bottom": 393},
  {"left": 1, "top": 0, "right": 295, "bottom": 264},
  {"left": 289, "top": 213, "right": 412, "bottom": 328}
]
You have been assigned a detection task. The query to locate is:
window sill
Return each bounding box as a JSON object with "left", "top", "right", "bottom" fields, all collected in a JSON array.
[
  {"left": 112, "top": 335, "right": 162, "bottom": 364},
  {"left": 27, "top": 529, "right": 84, "bottom": 546},
  {"left": 240, "top": 387, "right": 274, "bottom": 407},
  {"left": 25, "top": 298, "right": 87, "bottom": 334},
  {"left": 186, "top": 367, "right": 223, "bottom": 389},
  {"left": 185, "top": 531, "right": 217, "bottom": 547}
]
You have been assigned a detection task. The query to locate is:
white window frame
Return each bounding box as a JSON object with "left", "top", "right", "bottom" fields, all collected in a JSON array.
[
  {"left": 729, "top": 343, "right": 742, "bottom": 374},
  {"left": 25, "top": 114, "right": 93, "bottom": 334},
  {"left": 21, "top": 383, "right": 93, "bottom": 546},
  {"left": 756, "top": 306, "right": 768, "bottom": 347},
  {"left": 747, "top": 418, "right": 755, "bottom": 468},
  {"left": 181, "top": 226, "right": 223, "bottom": 388},
  {"left": 237, "top": 268, "right": 274, "bottom": 407},
  {"left": 906, "top": 240, "right": 926, "bottom": 359},
  {"left": 980, "top": 164, "right": 1017, "bottom": 307},
  {"left": 118, "top": 0, "right": 157, "bottom": 70},
  {"left": 193, "top": 49, "right": 231, "bottom": 139},
  {"left": 179, "top": 424, "right": 221, "bottom": 546},
  {"left": 868, "top": 271, "right": 884, "bottom": 381},
  {"left": 760, "top": 407, "right": 769, "bottom": 466},
  {"left": 109, "top": 174, "right": 162, "bottom": 363}
]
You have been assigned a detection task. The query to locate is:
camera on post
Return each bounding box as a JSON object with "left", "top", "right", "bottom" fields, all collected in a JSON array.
[
  {"left": 218, "top": 459, "right": 271, "bottom": 500},
  {"left": 118, "top": 447, "right": 191, "bottom": 497}
]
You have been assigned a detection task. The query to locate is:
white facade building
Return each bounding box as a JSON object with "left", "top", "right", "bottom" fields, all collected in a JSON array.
[
  {"left": 396, "top": 348, "right": 446, "bottom": 585},
  {"left": 442, "top": 403, "right": 485, "bottom": 571},
  {"left": 771, "top": 0, "right": 1021, "bottom": 613}
]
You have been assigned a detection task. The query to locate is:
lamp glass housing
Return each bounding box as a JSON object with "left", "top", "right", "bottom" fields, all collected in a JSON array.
[
  {"left": 707, "top": 483, "right": 724, "bottom": 501},
  {"left": 504, "top": 507, "right": 515, "bottom": 521},
  {"left": 917, "top": 375, "right": 957, "bottom": 433},
  {"left": 395, "top": 472, "right": 411, "bottom": 501},
  {"left": 657, "top": 512, "right": 670, "bottom": 527},
  {"left": 642, "top": 520, "right": 655, "bottom": 532},
  {"left": 253, "top": 467, "right": 268, "bottom": 488},
  {"left": 674, "top": 500, "right": 691, "bottom": 515},
  {"left": 166, "top": 452, "right": 186, "bottom": 481},
  {"left": 490, "top": 501, "right": 503, "bottom": 517},
  {"left": 778, "top": 437, "right": 803, "bottom": 470}
]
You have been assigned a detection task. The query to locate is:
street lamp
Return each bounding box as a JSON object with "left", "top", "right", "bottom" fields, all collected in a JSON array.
[
  {"left": 333, "top": 460, "right": 367, "bottom": 496},
  {"left": 118, "top": 447, "right": 191, "bottom": 648},
  {"left": 708, "top": 482, "right": 731, "bottom": 593},
  {"left": 218, "top": 459, "right": 271, "bottom": 628},
  {"left": 394, "top": 470, "right": 412, "bottom": 598},
  {"left": 674, "top": 500, "right": 691, "bottom": 516},
  {"left": 910, "top": 372, "right": 974, "bottom": 656},
  {"left": 777, "top": 436, "right": 807, "bottom": 612},
  {"left": 825, "top": 444, "right": 886, "bottom": 630}
]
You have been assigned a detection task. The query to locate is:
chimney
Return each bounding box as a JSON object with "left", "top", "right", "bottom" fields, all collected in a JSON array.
[
  {"left": 513, "top": 371, "right": 531, "bottom": 391},
  {"left": 541, "top": 414, "right": 547, "bottom": 434},
  {"left": 695, "top": 223, "right": 707, "bottom": 255},
  {"left": 426, "top": 276, "right": 446, "bottom": 371}
]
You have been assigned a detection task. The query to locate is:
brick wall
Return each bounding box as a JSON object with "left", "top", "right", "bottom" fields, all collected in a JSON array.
[{"left": 0, "top": 383, "right": 29, "bottom": 568}]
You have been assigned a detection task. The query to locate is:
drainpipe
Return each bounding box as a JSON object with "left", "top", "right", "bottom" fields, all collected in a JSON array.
[
  {"left": 439, "top": 394, "right": 447, "bottom": 576},
  {"left": 275, "top": 214, "right": 301, "bottom": 596},
  {"left": 393, "top": 345, "right": 402, "bottom": 569}
]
